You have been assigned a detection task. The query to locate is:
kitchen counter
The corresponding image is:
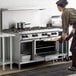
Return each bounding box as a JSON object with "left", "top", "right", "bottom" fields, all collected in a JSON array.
[{"left": 0, "top": 33, "right": 15, "bottom": 37}]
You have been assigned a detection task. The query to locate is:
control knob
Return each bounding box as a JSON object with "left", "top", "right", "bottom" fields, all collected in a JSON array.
[
  {"left": 32, "top": 33, "right": 38, "bottom": 37},
  {"left": 22, "top": 34, "right": 28, "bottom": 38},
  {"left": 42, "top": 33, "right": 47, "bottom": 36}
]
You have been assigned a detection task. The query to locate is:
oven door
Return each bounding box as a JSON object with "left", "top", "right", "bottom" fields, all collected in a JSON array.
[
  {"left": 20, "top": 40, "right": 33, "bottom": 62},
  {"left": 36, "top": 40, "right": 57, "bottom": 57}
]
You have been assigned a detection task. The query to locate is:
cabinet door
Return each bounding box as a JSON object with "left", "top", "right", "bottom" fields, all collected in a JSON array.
[
  {"left": 20, "top": 41, "right": 32, "bottom": 61},
  {"left": 20, "top": 42, "right": 32, "bottom": 55}
]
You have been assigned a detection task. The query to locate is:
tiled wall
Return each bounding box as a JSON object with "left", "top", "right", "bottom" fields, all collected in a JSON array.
[
  {"left": 0, "top": 0, "right": 76, "bottom": 30},
  {"left": 2, "top": 10, "right": 42, "bottom": 29}
]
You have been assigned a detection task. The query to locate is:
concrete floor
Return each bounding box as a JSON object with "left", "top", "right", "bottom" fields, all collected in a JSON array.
[
  {"left": 0, "top": 60, "right": 76, "bottom": 76},
  {"left": 68, "top": 74, "right": 76, "bottom": 76}
]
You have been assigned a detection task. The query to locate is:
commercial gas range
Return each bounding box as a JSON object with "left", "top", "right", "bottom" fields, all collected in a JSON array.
[{"left": 13, "top": 27, "right": 63, "bottom": 69}]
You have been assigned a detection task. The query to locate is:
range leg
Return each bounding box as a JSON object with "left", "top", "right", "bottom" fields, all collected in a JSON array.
[
  {"left": 2, "top": 37, "right": 5, "bottom": 71},
  {"left": 10, "top": 37, "right": 13, "bottom": 70}
]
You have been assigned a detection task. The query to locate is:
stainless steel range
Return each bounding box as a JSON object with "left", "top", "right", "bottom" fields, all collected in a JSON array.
[{"left": 13, "top": 27, "right": 64, "bottom": 69}]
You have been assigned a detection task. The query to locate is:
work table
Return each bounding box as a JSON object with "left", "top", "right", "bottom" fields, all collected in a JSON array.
[
  {"left": 0, "top": 33, "right": 15, "bottom": 71},
  {"left": 0, "top": 33, "right": 15, "bottom": 37}
]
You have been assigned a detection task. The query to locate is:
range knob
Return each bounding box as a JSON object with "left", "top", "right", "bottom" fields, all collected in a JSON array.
[
  {"left": 32, "top": 33, "right": 38, "bottom": 37},
  {"left": 42, "top": 33, "right": 47, "bottom": 36},
  {"left": 51, "top": 32, "right": 57, "bottom": 35},
  {"left": 22, "top": 34, "right": 28, "bottom": 38}
]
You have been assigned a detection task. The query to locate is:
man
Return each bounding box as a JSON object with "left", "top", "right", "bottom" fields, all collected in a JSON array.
[{"left": 56, "top": 0, "right": 76, "bottom": 71}]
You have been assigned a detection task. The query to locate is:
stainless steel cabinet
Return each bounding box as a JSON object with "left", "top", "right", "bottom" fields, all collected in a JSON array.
[{"left": 13, "top": 33, "right": 68, "bottom": 69}]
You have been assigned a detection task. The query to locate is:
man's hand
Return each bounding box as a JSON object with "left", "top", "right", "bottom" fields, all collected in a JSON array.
[
  {"left": 61, "top": 32, "right": 67, "bottom": 40},
  {"left": 72, "top": 28, "right": 75, "bottom": 34}
]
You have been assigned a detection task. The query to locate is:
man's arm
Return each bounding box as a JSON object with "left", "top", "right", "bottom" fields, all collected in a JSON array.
[
  {"left": 65, "top": 31, "right": 73, "bottom": 40},
  {"left": 65, "top": 28, "right": 75, "bottom": 40},
  {"left": 62, "top": 10, "right": 70, "bottom": 33}
]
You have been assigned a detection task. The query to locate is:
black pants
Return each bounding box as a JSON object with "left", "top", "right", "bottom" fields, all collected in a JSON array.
[
  {"left": 72, "top": 50, "right": 76, "bottom": 67},
  {"left": 66, "top": 22, "right": 76, "bottom": 67},
  {"left": 71, "top": 31, "right": 76, "bottom": 67},
  {"left": 66, "top": 26, "right": 76, "bottom": 67}
]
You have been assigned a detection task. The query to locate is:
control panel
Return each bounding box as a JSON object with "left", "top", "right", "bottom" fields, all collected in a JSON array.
[
  {"left": 51, "top": 32, "right": 58, "bottom": 37},
  {"left": 21, "top": 31, "right": 60, "bottom": 40}
]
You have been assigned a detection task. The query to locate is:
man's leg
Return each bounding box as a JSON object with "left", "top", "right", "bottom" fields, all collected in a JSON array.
[{"left": 72, "top": 50, "right": 76, "bottom": 67}]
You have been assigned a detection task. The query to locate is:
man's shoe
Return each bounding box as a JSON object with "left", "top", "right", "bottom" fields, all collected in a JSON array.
[{"left": 68, "top": 66, "right": 76, "bottom": 71}]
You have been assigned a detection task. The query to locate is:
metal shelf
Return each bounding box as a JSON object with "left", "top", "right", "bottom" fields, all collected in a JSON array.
[
  {"left": 36, "top": 46, "right": 55, "bottom": 49},
  {"left": 0, "top": 58, "right": 10, "bottom": 65},
  {"left": 37, "top": 51, "right": 56, "bottom": 56}
]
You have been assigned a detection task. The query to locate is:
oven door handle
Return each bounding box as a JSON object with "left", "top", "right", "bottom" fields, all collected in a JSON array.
[
  {"left": 20, "top": 40, "right": 33, "bottom": 43},
  {"left": 38, "top": 36, "right": 61, "bottom": 42}
]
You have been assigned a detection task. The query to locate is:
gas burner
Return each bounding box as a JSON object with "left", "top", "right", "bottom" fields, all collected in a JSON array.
[
  {"left": 30, "top": 27, "right": 41, "bottom": 30},
  {"left": 15, "top": 27, "right": 53, "bottom": 32},
  {"left": 12, "top": 28, "right": 30, "bottom": 32},
  {"left": 29, "top": 27, "right": 48, "bottom": 30}
]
